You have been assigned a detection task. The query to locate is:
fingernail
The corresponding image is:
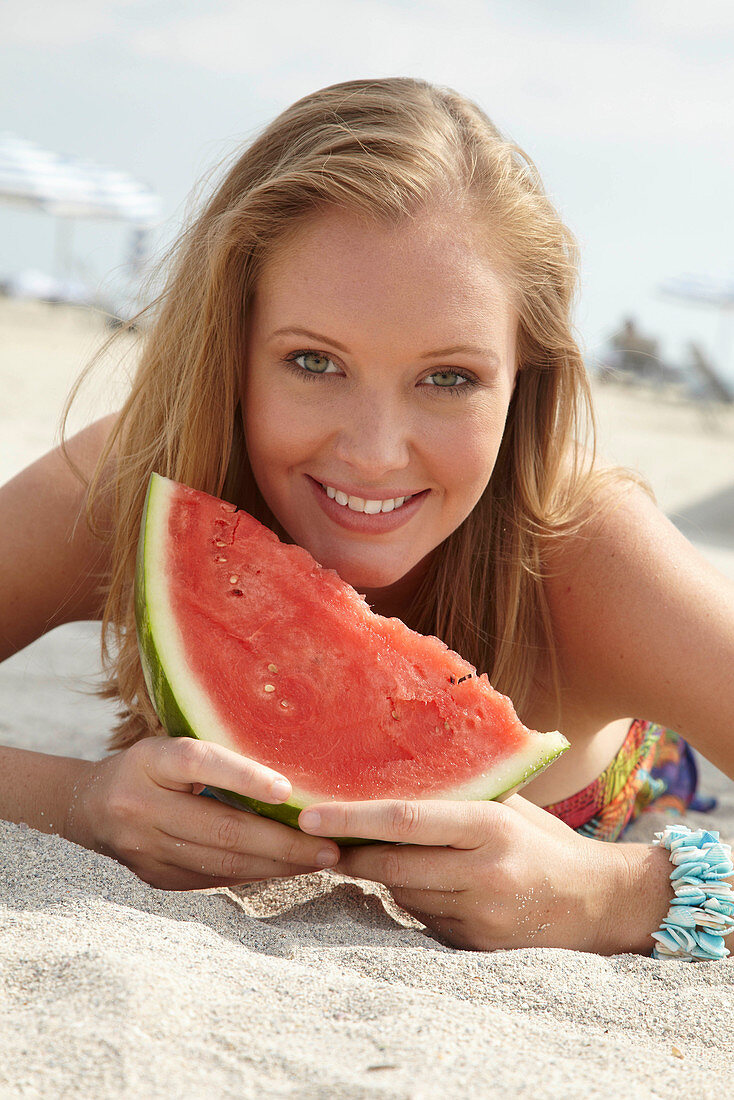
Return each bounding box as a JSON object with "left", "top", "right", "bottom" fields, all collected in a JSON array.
[
  {"left": 271, "top": 778, "right": 291, "bottom": 801},
  {"left": 315, "top": 847, "right": 338, "bottom": 868},
  {"left": 300, "top": 809, "right": 320, "bottom": 830}
]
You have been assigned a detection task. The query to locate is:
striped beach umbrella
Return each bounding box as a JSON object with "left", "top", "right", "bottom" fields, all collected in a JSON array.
[{"left": 0, "top": 132, "right": 160, "bottom": 224}]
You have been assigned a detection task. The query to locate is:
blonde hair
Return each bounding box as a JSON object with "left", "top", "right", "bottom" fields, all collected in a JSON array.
[{"left": 64, "top": 76, "right": 644, "bottom": 750}]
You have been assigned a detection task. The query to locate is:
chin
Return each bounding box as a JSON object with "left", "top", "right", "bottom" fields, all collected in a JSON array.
[{"left": 314, "top": 552, "right": 411, "bottom": 591}]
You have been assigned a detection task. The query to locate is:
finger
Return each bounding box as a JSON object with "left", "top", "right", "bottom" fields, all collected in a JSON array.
[
  {"left": 140, "top": 736, "right": 294, "bottom": 805},
  {"left": 158, "top": 792, "right": 341, "bottom": 869},
  {"left": 390, "top": 886, "right": 465, "bottom": 921},
  {"left": 153, "top": 836, "right": 330, "bottom": 884},
  {"left": 300, "top": 798, "right": 502, "bottom": 848},
  {"left": 336, "top": 842, "right": 470, "bottom": 891},
  {"left": 501, "top": 792, "right": 577, "bottom": 837},
  {"left": 379, "top": 890, "right": 468, "bottom": 949},
  {"left": 130, "top": 855, "right": 320, "bottom": 892}
]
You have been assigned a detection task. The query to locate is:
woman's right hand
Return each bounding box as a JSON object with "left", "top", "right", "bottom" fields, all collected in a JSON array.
[{"left": 69, "top": 736, "right": 341, "bottom": 890}]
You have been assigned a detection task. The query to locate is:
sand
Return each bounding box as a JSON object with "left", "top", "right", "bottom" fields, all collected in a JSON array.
[{"left": 2, "top": 299, "right": 734, "bottom": 1097}]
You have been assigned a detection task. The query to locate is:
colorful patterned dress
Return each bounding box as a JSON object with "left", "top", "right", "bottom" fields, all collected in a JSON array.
[{"left": 542, "top": 719, "right": 717, "bottom": 842}]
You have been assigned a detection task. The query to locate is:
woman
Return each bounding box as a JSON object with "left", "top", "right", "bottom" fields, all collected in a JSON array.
[{"left": 1, "top": 77, "right": 732, "bottom": 956}]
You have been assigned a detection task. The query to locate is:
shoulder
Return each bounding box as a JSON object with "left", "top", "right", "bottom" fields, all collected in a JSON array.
[
  {"left": 0, "top": 414, "right": 119, "bottom": 660},
  {"left": 22, "top": 412, "right": 119, "bottom": 537},
  {"left": 543, "top": 470, "right": 734, "bottom": 763},
  {"left": 545, "top": 470, "right": 664, "bottom": 606}
]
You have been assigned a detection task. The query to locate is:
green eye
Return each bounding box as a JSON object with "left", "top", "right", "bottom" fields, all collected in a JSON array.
[
  {"left": 298, "top": 352, "right": 333, "bottom": 374},
  {"left": 283, "top": 350, "right": 479, "bottom": 398},
  {"left": 424, "top": 370, "right": 479, "bottom": 397},
  {"left": 282, "top": 350, "right": 338, "bottom": 382},
  {"left": 429, "top": 371, "right": 464, "bottom": 387}
]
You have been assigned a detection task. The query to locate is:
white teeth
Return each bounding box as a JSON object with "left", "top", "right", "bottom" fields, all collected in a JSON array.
[{"left": 321, "top": 483, "right": 412, "bottom": 514}]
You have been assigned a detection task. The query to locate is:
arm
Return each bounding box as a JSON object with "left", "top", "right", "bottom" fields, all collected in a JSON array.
[
  {"left": 545, "top": 478, "right": 734, "bottom": 953},
  {"left": 0, "top": 415, "right": 117, "bottom": 663},
  {"left": 0, "top": 416, "right": 117, "bottom": 839},
  {"left": 544, "top": 478, "right": 734, "bottom": 779},
  {"left": 0, "top": 746, "right": 96, "bottom": 844}
]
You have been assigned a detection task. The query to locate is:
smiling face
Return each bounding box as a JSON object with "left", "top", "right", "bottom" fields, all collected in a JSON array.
[{"left": 241, "top": 204, "right": 519, "bottom": 617}]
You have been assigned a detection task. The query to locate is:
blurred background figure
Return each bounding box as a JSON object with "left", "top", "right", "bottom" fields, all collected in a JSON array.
[
  {"left": 600, "top": 316, "right": 667, "bottom": 383},
  {"left": 687, "top": 342, "right": 733, "bottom": 405},
  {"left": 597, "top": 316, "right": 732, "bottom": 406}
]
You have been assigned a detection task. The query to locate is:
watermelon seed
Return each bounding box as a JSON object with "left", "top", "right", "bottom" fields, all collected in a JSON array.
[
  {"left": 214, "top": 540, "right": 227, "bottom": 547},
  {"left": 444, "top": 721, "right": 450, "bottom": 730},
  {"left": 279, "top": 700, "right": 289, "bottom": 708},
  {"left": 264, "top": 684, "right": 276, "bottom": 692},
  {"left": 214, "top": 555, "right": 228, "bottom": 563},
  {"left": 229, "top": 575, "right": 239, "bottom": 584},
  {"left": 268, "top": 664, "right": 278, "bottom": 673},
  {"left": 230, "top": 589, "right": 243, "bottom": 597},
  {"left": 449, "top": 676, "right": 455, "bottom": 684},
  {"left": 392, "top": 711, "right": 399, "bottom": 719}
]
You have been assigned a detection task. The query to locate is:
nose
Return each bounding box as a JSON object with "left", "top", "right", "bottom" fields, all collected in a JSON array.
[{"left": 332, "top": 392, "right": 411, "bottom": 478}]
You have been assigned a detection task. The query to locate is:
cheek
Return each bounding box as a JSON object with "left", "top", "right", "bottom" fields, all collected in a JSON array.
[
  {"left": 436, "top": 407, "right": 507, "bottom": 485},
  {"left": 244, "top": 384, "right": 327, "bottom": 500},
  {"left": 244, "top": 375, "right": 294, "bottom": 462}
]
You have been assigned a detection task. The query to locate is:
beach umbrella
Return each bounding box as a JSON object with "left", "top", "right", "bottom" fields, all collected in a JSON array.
[
  {"left": 659, "top": 274, "right": 734, "bottom": 310},
  {"left": 0, "top": 132, "right": 161, "bottom": 306},
  {"left": 0, "top": 132, "right": 160, "bottom": 224}
]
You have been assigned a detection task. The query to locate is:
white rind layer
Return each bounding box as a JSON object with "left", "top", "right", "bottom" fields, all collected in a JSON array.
[{"left": 143, "top": 476, "right": 246, "bottom": 753}]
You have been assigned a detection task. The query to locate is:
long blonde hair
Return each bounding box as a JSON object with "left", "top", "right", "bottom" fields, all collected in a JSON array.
[{"left": 63, "top": 76, "right": 643, "bottom": 750}]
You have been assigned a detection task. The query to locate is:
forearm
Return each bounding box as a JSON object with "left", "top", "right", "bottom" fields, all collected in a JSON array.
[
  {"left": 608, "top": 841, "right": 734, "bottom": 957},
  {"left": 0, "top": 745, "right": 96, "bottom": 848}
]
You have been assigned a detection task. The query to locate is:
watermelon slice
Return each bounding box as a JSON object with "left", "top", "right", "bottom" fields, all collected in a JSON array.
[{"left": 135, "top": 473, "right": 569, "bottom": 840}]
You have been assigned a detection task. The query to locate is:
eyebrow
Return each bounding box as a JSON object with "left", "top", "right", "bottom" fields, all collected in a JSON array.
[{"left": 268, "top": 327, "right": 500, "bottom": 364}]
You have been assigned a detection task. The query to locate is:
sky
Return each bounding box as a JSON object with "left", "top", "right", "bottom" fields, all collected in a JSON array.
[{"left": 2, "top": 0, "right": 733, "bottom": 377}]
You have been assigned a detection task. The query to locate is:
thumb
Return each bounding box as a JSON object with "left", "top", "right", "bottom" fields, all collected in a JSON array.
[{"left": 500, "top": 792, "right": 577, "bottom": 838}]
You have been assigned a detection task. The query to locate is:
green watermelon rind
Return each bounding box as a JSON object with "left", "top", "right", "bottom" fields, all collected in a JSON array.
[{"left": 134, "top": 472, "right": 570, "bottom": 847}]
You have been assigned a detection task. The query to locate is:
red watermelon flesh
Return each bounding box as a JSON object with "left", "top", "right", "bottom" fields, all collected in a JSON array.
[{"left": 135, "top": 474, "right": 568, "bottom": 825}]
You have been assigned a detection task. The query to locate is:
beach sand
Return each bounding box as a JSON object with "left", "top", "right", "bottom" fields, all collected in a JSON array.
[{"left": 2, "top": 299, "right": 734, "bottom": 1097}]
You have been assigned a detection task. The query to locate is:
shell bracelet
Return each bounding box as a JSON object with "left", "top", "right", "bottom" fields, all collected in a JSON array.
[{"left": 651, "top": 824, "right": 734, "bottom": 961}]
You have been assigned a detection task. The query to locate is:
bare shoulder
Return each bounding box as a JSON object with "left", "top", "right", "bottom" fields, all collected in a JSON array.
[
  {"left": 544, "top": 471, "right": 734, "bottom": 771},
  {"left": 0, "top": 414, "right": 120, "bottom": 662}
]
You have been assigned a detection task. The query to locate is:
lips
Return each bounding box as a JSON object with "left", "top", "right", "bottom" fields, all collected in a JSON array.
[
  {"left": 307, "top": 476, "right": 429, "bottom": 533},
  {"left": 315, "top": 479, "right": 420, "bottom": 504},
  {"left": 319, "top": 482, "right": 414, "bottom": 513}
]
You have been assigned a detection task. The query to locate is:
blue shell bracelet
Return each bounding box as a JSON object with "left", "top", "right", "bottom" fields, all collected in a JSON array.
[{"left": 651, "top": 824, "right": 734, "bottom": 961}]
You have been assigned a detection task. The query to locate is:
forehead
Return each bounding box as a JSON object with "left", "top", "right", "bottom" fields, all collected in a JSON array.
[{"left": 250, "top": 206, "right": 518, "bottom": 326}]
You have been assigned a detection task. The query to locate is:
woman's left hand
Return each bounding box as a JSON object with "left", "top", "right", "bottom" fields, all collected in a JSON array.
[{"left": 298, "top": 793, "right": 631, "bottom": 953}]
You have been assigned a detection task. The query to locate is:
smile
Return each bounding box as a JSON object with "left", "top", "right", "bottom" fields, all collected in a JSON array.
[
  {"left": 307, "top": 476, "right": 429, "bottom": 533},
  {"left": 319, "top": 482, "right": 414, "bottom": 514}
]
